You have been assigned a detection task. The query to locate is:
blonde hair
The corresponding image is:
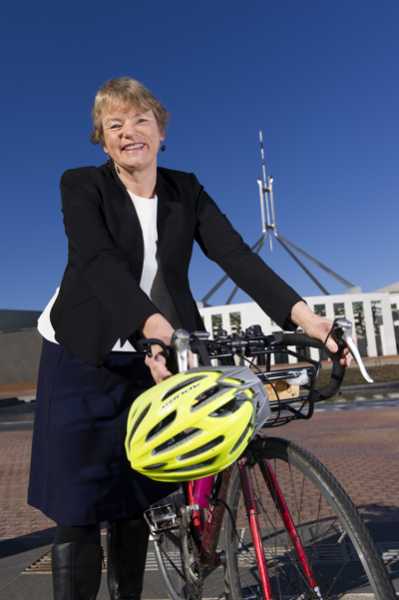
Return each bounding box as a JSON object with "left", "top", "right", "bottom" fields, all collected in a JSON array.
[{"left": 90, "top": 77, "right": 171, "bottom": 145}]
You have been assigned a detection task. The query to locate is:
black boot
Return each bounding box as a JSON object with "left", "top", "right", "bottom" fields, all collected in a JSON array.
[
  {"left": 52, "top": 542, "right": 102, "bottom": 600},
  {"left": 107, "top": 514, "right": 149, "bottom": 600}
]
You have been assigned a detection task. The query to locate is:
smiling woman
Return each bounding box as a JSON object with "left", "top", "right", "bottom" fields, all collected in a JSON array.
[
  {"left": 90, "top": 77, "right": 170, "bottom": 147},
  {"left": 28, "top": 76, "right": 348, "bottom": 600},
  {"left": 102, "top": 107, "right": 165, "bottom": 197},
  {"left": 91, "top": 78, "right": 170, "bottom": 199}
]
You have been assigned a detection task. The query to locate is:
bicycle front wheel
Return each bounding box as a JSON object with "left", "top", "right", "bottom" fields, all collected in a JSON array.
[
  {"left": 152, "top": 502, "right": 227, "bottom": 600},
  {"left": 225, "top": 436, "right": 396, "bottom": 600}
]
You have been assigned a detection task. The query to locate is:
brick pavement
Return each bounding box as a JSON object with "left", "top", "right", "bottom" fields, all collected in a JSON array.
[
  {"left": 0, "top": 428, "right": 55, "bottom": 539},
  {"left": 278, "top": 406, "right": 399, "bottom": 523},
  {"left": 1, "top": 406, "right": 398, "bottom": 541}
]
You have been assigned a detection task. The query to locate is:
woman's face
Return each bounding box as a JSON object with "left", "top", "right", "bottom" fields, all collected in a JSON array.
[{"left": 102, "top": 104, "right": 164, "bottom": 177}]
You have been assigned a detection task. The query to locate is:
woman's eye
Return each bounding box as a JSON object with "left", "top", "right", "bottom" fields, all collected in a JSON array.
[
  {"left": 110, "top": 124, "right": 121, "bottom": 129},
  {"left": 137, "top": 118, "right": 147, "bottom": 124}
]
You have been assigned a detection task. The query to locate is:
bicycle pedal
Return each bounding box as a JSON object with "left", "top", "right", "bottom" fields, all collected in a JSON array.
[
  {"left": 241, "top": 585, "right": 261, "bottom": 600},
  {"left": 144, "top": 503, "right": 179, "bottom": 534},
  {"left": 216, "top": 548, "right": 226, "bottom": 564}
]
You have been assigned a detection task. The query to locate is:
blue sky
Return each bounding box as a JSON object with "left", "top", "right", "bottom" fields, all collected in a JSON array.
[{"left": 1, "top": 0, "right": 398, "bottom": 311}]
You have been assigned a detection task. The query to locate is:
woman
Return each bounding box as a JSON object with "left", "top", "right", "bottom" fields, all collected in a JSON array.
[{"left": 28, "top": 77, "right": 350, "bottom": 600}]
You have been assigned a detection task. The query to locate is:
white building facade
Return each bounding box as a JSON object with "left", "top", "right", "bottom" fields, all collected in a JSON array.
[{"left": 199, "top": 286, "right": 399, "bottom": 364}]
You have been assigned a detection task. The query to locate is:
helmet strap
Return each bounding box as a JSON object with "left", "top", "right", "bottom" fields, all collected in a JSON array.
[
  {"left": 190, "top": 336, "right": 212, "bottom": 366},
  {"left": 205, "top": 472, "right": 223, "bottom": 506},
  {"left": 205, "top": 473, "right": 251, "bottom": 553}
]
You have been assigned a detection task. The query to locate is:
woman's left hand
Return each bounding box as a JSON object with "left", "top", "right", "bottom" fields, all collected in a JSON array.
[{"left": 290, "top": 301, "right": 353, "bottom": 367}]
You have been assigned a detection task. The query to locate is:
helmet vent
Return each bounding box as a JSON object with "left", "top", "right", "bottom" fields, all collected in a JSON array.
[
  {"left": 162, "top": 376, "right": 205, "bottom": 402},
  {"left": 143, "top": 463, "right": 167, "bottom": 471},
  {"left": 127, "top": 403, "right": 151, "bottom": 445},
  {"left": 191, "top": 385, "right": 227, "bottom": 411},
  {"left": 210, "top": 398, "right": 245, "bottom": 417},
  {"left": 152, "top": 427, "right": 202, "bottom": 455},
  {"left": 178, "top": 435, "right": 224, "bottom": 461},
  {"left": 165, "top": 457, "right": 216, "bottom": 473},
  {"left": 229, "top": 419, "right": 252, "bottom": 455},
  {"left": 147, "top": 410, "right": 177, "bottom": 442}
]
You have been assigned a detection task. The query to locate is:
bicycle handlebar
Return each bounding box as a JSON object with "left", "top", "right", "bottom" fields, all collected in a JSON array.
[
  {"left": 272, "top": 332, "right": 345, "bottom": 400},
  {"left": 139, "top": 319, "right": 373, "bottom": 407}
]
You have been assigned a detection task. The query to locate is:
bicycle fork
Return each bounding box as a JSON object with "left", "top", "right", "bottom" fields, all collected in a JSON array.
[
  {"left": 239, "top": 460, "right": 274, "bottom": 600},
  {"left": 240, "top": 458, "right": 323, "bottom": 600}
]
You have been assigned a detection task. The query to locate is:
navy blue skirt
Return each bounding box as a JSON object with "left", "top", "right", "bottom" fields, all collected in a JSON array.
[{"left": 28, "top": 339, "right": 178, "bottom": 526}]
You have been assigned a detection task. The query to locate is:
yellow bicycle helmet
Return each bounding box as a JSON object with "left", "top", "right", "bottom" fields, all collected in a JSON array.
[{"left": 125, "top": 366, "right": 270, "bottom": 482}]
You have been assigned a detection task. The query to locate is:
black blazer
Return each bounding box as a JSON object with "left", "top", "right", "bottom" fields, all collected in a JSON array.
[{"left": 51, "top": 163, "right": 302, "bottom": 367}]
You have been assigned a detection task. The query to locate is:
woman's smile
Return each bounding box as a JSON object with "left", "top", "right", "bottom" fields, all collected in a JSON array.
[{"left": 123, "top": 142, "right": 145, "bottom": 152}]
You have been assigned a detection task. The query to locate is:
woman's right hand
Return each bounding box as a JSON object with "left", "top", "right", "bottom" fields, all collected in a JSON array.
[
  {"left": 140, "top": 314, "right": 195, "bottom": 383},
  {"left": 290, "top": 301, "right": 354, "bottom": 367},
  {"left": 139, "top": 314, "right": 175, "bottom": 383}
]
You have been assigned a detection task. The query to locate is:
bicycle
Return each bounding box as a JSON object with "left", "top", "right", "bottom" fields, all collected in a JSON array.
[{"left": 135, "top": 319, "right": 397, "bottom": 600}]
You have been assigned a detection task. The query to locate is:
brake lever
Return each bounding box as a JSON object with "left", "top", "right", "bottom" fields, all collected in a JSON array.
[
  {"left": 138, "top": 338, "right": 168, "bottom": 354},
  {"left": 138, "top": 338, "right": 176, "bottom": 373},
  {"left": 332, "top": 318, "right": 373, "bottom": 383},
  {"left": 138, "top": 331, "right": 191, "bottom": 375}
]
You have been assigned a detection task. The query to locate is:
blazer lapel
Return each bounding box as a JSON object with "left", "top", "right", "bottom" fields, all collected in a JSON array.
[
  {"left": 103, "top": 162, "right": 144, "bottom": 274},
  {"left": 156, "top": 170, "right": 182, "bottom": 260}
]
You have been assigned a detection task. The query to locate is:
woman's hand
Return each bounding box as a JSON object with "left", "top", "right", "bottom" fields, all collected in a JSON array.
[
  {"left": 139, "top": 314, "right": 194, "bottom": 383},
  {"left": 140, "top": 314, "right": 175, "bottom": 383},
  {"left": 290, "top": 301, "right": 353, "bottom": 367}
]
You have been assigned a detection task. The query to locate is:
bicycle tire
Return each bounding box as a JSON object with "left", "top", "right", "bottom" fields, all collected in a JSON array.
[
  {"left": 225, "top": 436, "right": 396, "bottom": 600},
  {"left": 153, "top": 528, "right": 202, "bottom": 600},
  {"left": 153, "top": 507, "right": 227, "bottom": 600}
]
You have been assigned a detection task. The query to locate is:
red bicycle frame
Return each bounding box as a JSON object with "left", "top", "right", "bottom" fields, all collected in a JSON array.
[
  {"left": 163, "top": 456, "right": 321, "bottom": 600},
  {"left": 259, "top": 459, "right": 321, "bottom": 595},
  {"left": 188, "top": 466, "right": 233, "bottom": 569}
]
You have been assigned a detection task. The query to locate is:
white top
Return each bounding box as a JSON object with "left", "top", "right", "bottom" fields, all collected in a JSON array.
[{"left": 38, "top": 190, "right": 181, "bottom": 352}]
